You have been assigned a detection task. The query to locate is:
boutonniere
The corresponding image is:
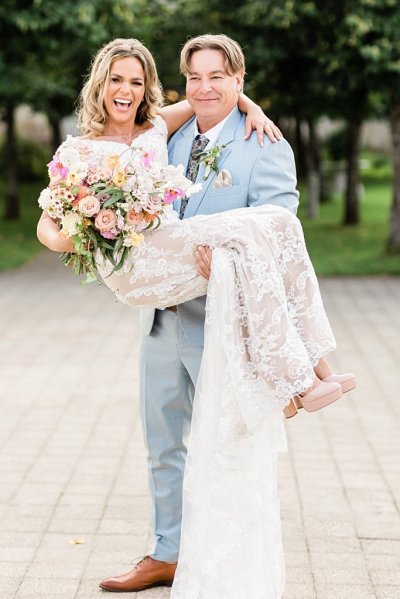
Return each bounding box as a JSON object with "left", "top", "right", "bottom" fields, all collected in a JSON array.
[{"left": 198, "top": 143, "right": 226, "bottom": 180}]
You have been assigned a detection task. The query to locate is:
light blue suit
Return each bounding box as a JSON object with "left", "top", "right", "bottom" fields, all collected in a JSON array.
[{"left": 139, "top": 107, "right": 299, "bottom": 562}]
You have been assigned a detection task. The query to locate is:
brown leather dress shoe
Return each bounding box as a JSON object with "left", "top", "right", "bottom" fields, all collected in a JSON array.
[{"left": 99, "top": 556, "right": 177, "bottom": 593}]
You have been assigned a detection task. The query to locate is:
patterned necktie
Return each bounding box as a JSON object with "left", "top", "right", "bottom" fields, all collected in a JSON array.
[{"left": 179, "top": 134, "right": 209, "bottom": 218}]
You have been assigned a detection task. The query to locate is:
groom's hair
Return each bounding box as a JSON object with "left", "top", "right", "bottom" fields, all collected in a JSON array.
[{"left": 180, "top": 34, "right": 245, "bottom": 77}]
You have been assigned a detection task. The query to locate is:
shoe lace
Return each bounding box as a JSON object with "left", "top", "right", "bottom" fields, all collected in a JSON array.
[{"left": 130, "top": 554, "right": 156, "bottom": 569}]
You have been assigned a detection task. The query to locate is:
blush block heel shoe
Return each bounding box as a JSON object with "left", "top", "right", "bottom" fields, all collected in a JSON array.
[
  {"left": 323, "top": 372, "right": 356, "bottom": 394},
  {"left": 295, "top": 380, "right": 342, "bottom": 412},
  {"left": 283, "top": 398, "right": 298, "bottom": 419}
]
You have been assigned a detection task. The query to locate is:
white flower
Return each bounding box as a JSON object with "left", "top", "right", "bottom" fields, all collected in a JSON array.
[
  {"left": 165, "top": 164, "right": 184, "bottom": 177},
  {"left": 58, "top": 144, "right": 88, "bottom": 180},
  {"left": 38, "top": 187, "right": 53, "bottom": 209},
  {"left": 122, "top": 175, "right": 137, "bottom": 192},
  {"left": 161, "top": 164, "right": 201, "bottom": 196},
  {"left": 73, "top": 161, "right": 89, "bottom": 180},
  {"left": 61, "top": 211, "right": 83, "bottom": 236},
  {"left": 185, "top": 182, "right": 202, "bottom": 196},
  {"left": 58, "top": 145, "right": 80, "bottom": 167},
  {"left": 136, "top": 174, "right": 155, "bottom": 193}
]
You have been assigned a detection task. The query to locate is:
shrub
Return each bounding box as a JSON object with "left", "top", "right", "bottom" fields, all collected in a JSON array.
[{"left": 324, "top": 127, "right": 347, "bottom": 162}]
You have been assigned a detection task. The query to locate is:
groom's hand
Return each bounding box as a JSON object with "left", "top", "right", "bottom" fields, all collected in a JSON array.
[{"left": 195, "top": 246, "right": 212, "bottom": 280}]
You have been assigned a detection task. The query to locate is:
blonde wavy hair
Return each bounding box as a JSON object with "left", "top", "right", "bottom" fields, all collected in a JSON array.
[{"left": 77, "top": 38, "right": 163, "bottom": 136}]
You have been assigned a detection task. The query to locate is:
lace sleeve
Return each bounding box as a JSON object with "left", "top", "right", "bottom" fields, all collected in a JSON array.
[
  {"left": 52, "top": 135, "right": 75, "bottom": 155},
  {"left": 152, "top": 115, "right": 168, "bottom": 139}
]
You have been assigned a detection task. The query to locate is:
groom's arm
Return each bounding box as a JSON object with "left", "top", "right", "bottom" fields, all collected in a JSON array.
[{"left": 248, "top": 138, "right": 299, "bottom": 214}]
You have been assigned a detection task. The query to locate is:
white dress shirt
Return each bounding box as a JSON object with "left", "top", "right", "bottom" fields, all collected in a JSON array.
[{"left": 193, "top": 108, "right": 236, "bottom": 150}]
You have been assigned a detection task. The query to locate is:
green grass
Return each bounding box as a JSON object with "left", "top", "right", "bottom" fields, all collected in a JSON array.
[
  {"left": 299, "top": 178, "right": 400, "bottom": 276},
  {"left": 0, "top": 176, "right": 399, "bottom": 275},
  {"left": 0, "top": 181, "right": 45, "bottom": 270}
]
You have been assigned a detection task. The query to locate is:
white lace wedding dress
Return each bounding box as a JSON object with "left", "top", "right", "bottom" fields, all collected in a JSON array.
[{"left": 77, "top": 117, "right": 336, "bottom": 598}]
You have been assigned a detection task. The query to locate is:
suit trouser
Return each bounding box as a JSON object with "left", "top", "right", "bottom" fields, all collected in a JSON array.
[{"left": 139, "top": 309, "right": 203, "bottom": 563}]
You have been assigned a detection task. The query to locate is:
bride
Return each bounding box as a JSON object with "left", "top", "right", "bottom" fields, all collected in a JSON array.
[{"left": 38, "top": 37, "right": 348, "bottom": 598}]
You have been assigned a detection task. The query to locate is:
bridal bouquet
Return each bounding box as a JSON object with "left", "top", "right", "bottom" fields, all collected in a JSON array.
[{"left": 38, "top": 137, "right": 200, "bottom": 281}]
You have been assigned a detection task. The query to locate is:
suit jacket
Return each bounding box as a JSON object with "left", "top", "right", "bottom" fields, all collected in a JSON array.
[{"left": 139, "top": 107, "right": 299, "bottom": 339}]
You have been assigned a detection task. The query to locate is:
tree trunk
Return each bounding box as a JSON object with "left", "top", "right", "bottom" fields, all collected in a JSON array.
[
  {"left": 49, "top": 115, "right": 62, "bottom": 154},
  {"left": 3, "top": 103, "right": 19, "bottom": 220},
  {"left": 388, "top": 103, "right": 400, "bottom": 252},
  {"left": 344, "top": 117, "right": 362, "bottom": 225},
  {"left": 306, "top": 119, "right": 321, "bottom": 219},
  {"left": 320, "top": 169, "right": 331, "bottom": 204},
  {"left": 295, "top": 116, "right": 308, "bottom": 180}
]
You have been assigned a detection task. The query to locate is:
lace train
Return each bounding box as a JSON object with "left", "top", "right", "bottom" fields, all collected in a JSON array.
[{"left": 171, "top": 249, "right": 286, "bottom": 598}]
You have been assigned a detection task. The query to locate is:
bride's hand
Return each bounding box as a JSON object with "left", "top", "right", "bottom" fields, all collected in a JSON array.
[
  {"left": 244, "top": 106, "right": 283, "bottom": 146},
  {"left": 238, "top": 93, "right": 283, "bottom": 146},
  {"left": 195, "top": 245, "right": 212, "bottom": 280},
  {"left": 37, "top": 210, "right": 76, "bottom": 253}
]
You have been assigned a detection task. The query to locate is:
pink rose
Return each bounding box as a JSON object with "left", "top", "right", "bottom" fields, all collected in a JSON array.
[
  {"left": 126, "top": 209, "right": 144, "bottom": 226},
  {"left": 78, "top": 195, "right": 100, "bottom": 217},
  {"left": 144, "top": 194, "right": 163, "bottom": 214},
  {"left": 94, "top": 209, "right": 118, "bottom": 231},
  {"left": 100, "top": 230, "right": 117, "bottom": 240}
]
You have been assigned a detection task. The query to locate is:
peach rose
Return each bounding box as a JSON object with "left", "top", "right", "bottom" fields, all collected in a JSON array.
[
  {"left": 76, "top": 185, "right": 90, "bottom": 200},
  {"left": 126, "top": 209, "right": 144, "bottom": 226},
  {"left": 72, "top": 185, "right": 90, "bottom": 207},
  {"left": 94, "top": 209, "right": 118, "bottom": 232},
  {"left": 78, "top": 195, "right": 100, "bottom": 217}
]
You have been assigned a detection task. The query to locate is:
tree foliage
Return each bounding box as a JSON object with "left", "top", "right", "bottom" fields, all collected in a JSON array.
[{"left": 1, "top": 0, "right": 400, "bottom": 249}]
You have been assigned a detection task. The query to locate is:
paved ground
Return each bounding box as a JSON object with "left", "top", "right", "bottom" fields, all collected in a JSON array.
[{"left": 0, "top": 251, "right": 399, "bottom": 599}]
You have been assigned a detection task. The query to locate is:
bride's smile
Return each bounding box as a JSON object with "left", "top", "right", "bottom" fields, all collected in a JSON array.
[{"left": 103, "top": 56, "right": 145, "bottom": 129}]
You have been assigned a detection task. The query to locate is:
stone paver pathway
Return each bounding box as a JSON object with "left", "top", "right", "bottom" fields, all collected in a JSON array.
[{"left": 0, "top": 252, "right": 399, "bottom": 598}]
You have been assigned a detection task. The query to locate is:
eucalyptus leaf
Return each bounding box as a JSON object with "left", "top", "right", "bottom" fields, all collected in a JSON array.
[
  {"left": 86, "top": 227, "right": 98, "bottom": 244},
  {"left": 114, "top": 235, "right": 124, "bottom": 253},
  {"left": 99, "top": 240, "right": 115, "bottom": 250},
  {"left": 105, "top": 248, "right": 117, "bottom": 267},
  {"left": 112, "top": 246, "right": 129, "bottom": 273},
  {"left": 103, "top": 195, "right": 123, "bottom": 208}
]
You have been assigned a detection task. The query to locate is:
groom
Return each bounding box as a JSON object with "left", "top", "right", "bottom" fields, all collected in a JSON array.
[{"left": 100, "top": 33, "right": 299, "bottom": 593}]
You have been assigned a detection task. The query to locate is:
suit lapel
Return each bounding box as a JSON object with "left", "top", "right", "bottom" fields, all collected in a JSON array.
[{"left": 184, "top": 107, "right": 242, "bottom": 218}]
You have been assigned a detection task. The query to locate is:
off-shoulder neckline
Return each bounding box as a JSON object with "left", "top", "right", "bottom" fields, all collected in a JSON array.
[{"left": 77, "top": 124, "right": 157, "bottom": 148}]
